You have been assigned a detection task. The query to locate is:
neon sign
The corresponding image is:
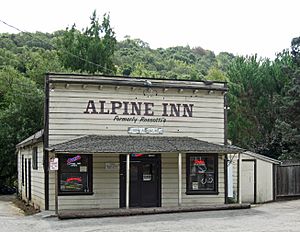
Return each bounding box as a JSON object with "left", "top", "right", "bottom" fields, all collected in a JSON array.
[
  {"left": 67, "top": 155, "right": 81, "bottom": 165},
  {"left": 131, "top": 153, "right": 143, "bottom": 157},
  {"left": 194, "top": 159, "right": 205, "bottom": 165},
  {"left": 66, "top": 177, "right": 82, "bottom": 182},
  {"left": 193, "top": 159, "right": 207, "bottom": 173}
]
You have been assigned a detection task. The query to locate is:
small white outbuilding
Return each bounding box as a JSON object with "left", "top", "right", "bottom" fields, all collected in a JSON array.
[{"left": 227, "top": 150, "right": 280, "bottom": 204}]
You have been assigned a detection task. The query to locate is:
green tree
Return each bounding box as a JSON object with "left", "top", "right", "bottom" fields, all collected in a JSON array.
[
  {"left": 226, "top": 52, "right": 293, "bottom": 159},
  {"left": 274, "top": 38, "right": 300, "bottom": 160},
  {"left": 58, "top": 11, "right": 117, "bottom": 74},
  {"left": 0, "top": 67, "right": 43, "bottom": 185},
  {"left": 205, "top": 66, "right": 228, "bottom": 81}
]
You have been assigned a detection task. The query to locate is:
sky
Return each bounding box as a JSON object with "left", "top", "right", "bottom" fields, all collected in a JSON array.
[{"left": 0, "top": 0, "right": 299, "bottom": 59}]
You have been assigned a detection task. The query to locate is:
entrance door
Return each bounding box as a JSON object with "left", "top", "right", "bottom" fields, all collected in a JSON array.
[
  {"left": 241, "top": 160, "right": 256, "bottom": 203},
  {"left": 120, "top": 154, "right": 161, "bottom": 208}
]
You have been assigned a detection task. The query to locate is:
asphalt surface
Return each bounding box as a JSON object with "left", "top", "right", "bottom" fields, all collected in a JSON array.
[{"left": 0, "top": 195, "right": 300, "bottom": 232}]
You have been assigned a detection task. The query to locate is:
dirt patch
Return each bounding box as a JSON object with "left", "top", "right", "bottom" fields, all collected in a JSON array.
[{"left": 13, "top": 198, "right": 40, "bottom": 216}]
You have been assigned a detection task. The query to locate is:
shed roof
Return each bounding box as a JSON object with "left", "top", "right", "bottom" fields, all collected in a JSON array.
[
  {"left": 243, "top": 151, "right": 281, "bottom": 164},
  {"left": 48, "top": 135, "right": 242, "bottom": 154},
  {"left": 16, "top": 129, "right": 44, "bottom": 149}
]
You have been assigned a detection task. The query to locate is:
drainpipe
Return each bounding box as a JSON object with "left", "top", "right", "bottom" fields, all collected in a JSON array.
[{"left": 238, "top": 153, "right": 242, "bottom": 204}]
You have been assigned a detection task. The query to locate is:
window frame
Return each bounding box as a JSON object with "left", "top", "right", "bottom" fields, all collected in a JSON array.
[
  {"left": 32, "top": 147, "right": 38, "bottom": 170},
  {"left": 57, "top": 154, "right": 93, "bottom": 196},
  {"left": 186, "top": 153, "right": 219, "bottom": 195}
]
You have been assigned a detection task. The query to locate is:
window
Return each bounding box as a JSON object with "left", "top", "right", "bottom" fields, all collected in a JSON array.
[
  {"left": 58, "top": 154, "right": 93, "bottom": 195},
  {"left": 186, "top": 154, "right": 218, "bottom": 194},
  {"left": 21, "top": 155, "right": 24, "bottom": 186},
  {"left": 32, "top": 147, "right": 38, "bottom": 170}
]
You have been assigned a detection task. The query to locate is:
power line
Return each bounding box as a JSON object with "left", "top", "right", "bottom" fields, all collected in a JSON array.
[{"left": 0, "top": 19, "right": 116, "bottom": 74}]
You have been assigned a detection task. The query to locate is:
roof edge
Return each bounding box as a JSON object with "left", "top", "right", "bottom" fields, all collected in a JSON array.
[
  {"left": 243, "top": 151, "right": 281, "bottom": 164},
  {"left": 46, "top": 72, "right": 228, "bottom": 85},
  {"left": 16, "top": 129, "right": 44, "bottom": 149}
]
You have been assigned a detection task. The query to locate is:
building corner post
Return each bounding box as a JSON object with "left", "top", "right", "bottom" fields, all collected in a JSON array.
[
  {"left": 126, "top": 153, "right": 130, "bottom": 209},
  {"left": 178, "top": 152, "right": 182, "bottom": 206}
]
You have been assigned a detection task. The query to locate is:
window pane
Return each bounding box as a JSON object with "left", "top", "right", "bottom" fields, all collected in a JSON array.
[
  {"left": 59, "top": 154, "right": 92, "bottom": 194},
  {"left": 142, "top": 164, "right": 152, "bottom": 181},
  {"left": 188, "top": 155, "right": 216, "bottom": 192},
  {"left": 60, "top": 154, "right": 89, "bottom": 172},
  {"left": 60, "top": 173, "right": 89, "bottom": 192}
]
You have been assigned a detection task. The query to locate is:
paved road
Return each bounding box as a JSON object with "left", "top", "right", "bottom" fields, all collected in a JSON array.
[{"left": 0, "top": 195, "right": 299, "bottom": 232}]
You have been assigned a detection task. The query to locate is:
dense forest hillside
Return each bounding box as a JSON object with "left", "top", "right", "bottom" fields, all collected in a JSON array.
[{"left": 0, "top": 13, "right": 299, "bottom": 185}]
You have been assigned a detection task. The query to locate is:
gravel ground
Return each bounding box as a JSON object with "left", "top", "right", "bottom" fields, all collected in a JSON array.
[{"left": 0, "top": 195, "right": 300, "bottom": 232}]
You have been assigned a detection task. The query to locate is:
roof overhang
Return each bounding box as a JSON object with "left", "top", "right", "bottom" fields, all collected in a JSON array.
[
  {"left": 47, "top": 73, "right": 228, "bottom": 92},
  {"left": 16, "top": 129, "right": 44, "bottom": 149},
  {"left": 47, "top": 135, "right": 242, "bottom": 154}
]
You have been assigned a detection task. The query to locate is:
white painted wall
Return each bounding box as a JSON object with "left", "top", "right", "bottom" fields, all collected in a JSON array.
[
  {"left": 256, "top": 159, "right": 273, "bottom": 203},
  {"left": 18, "top": 142, "right": 45, "bottom": 210},
  {"left": 241, "top": 161, "right": 255, "bottom": 203},
  {"left": 48, "top": 83, "right": 225, "bottom": 146}
]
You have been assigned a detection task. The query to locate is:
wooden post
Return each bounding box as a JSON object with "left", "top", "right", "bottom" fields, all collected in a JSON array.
[
  {"left": 178, "top": 152, "right": 182, "bottom": 206},
  {"left": 126, "top": 153, "right": 130, "bottom": 209},
  {"left": 55, "top": 168, "right": 58, "bottom": 215}
]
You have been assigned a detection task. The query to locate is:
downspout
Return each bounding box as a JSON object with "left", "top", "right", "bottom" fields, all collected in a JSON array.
[
  {"left": 44, "top": 74, "right": 50, "bottom": 210},
  {"left": 224, "top": 84, "right": 228, "bottom": 203}
]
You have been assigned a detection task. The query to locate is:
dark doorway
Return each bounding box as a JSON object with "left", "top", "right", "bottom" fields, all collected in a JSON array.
[
  {"left": 120, "top": 154, "right": 161, "bottom": 208},
  {"left": 25, "top": 159, "right": 28, "bottom": 198},
  {"left": 27, "top": 159, "right": 32, "bottom": 201}
]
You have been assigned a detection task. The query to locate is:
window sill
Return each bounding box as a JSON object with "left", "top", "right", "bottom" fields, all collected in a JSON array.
[
  {"left": 186, "top": 191, "right": 219, "bottom": 195},
  {"left": 58, "top": 192, "right": 94, "bottom": 196}
]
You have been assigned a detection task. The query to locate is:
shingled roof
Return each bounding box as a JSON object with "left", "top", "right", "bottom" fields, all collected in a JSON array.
[{"left": 49, "top": 135, "right": 242, "bottom": 154}]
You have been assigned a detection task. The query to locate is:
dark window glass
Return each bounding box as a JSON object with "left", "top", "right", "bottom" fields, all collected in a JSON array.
[
  {"left": 21, "top": 155, "right": 24, "bottom": 186},
  {"left": 186, "top": 154, "right": 218, "bottom": 194},
  {"left": 142, "top": 164, "right": 153, "bottom": 181},
  {"left": 58, "top": 154, "right": 92, "bottom": 194},
  {"left": 32, "top": 147, "right": 38, "bottom": 170}
]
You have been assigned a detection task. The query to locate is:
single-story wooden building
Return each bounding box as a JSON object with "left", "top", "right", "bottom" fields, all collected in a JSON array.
[
  {"left": 17, "top": 73, "right": 245, "bottom": 211},
  {"left": 227, "top": 150, "right": 280, "bottom": 204}
]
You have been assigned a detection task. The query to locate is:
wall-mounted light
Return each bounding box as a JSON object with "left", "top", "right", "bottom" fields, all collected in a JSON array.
[
  {"left": 193, "top": 89, "right": 198, "bottom": 94},
  {"left": 115, "top": 86, "right": 120, "bottom": 90},
  {"left": 98, "top": 85, "right": 103, "bottom": 90},
  {"left": 163, "top": 88, "right": 168, "bottom": 93},
  {"left": 178, "top": 89, "right": 183, "bottom": 93},
  {"left": 82, "top": 84, "right": 87, "bottom": 89},
  {"left": 65, "top": 84, "right": 70, "bottom": 89},
  {"left": 208, "top": 90, "right": 214, "bottom": 95}
]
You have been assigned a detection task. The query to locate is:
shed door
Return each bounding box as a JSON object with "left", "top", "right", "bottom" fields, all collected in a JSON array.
[{"left": 241, "top": 160, "right": 256, "bottom": 203}]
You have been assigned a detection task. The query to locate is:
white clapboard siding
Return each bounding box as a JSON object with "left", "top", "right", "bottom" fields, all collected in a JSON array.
[
  {"left": 48, "top": 84, "right": 225, "bottom": 146},
  {"left": 18, "top": 142, "right": 45, "bottom": 210},
  {"left": 48, "top": 154, "right": 120, "bottom": 210},
  {"left": 48, "top": 153, "right": 225, "bottom": 210},
  {"left": 161, "top": 153, "right": 225, "bottom": 207}
]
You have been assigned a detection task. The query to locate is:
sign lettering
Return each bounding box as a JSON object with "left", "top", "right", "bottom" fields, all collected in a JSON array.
[{"left": 84, "top": 100, "right": 193, "bottom": 117}]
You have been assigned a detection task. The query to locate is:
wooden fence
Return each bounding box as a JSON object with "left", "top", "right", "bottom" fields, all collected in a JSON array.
[{"left": 276, "top": 162, "right": 300, "bottom": 197}]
